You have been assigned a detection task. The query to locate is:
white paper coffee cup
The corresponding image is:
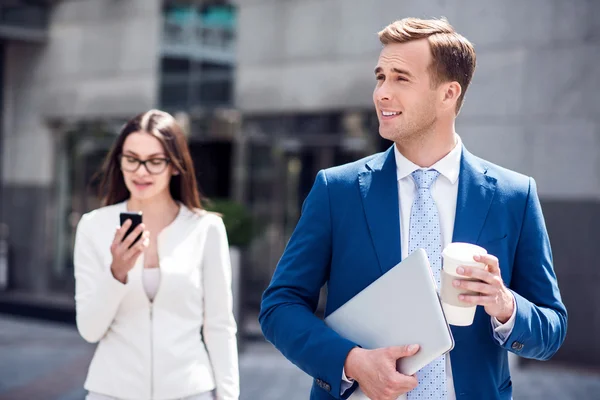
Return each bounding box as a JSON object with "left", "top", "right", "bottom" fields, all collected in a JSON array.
[{"left": 441, "top": 242, "right": 488, "bottom": 326}]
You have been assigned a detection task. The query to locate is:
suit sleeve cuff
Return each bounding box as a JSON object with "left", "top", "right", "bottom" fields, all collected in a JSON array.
[
  {"left": 340, "top": 367, "right": 355, "bottom": 394},
  {"left": 491, "top": 291, "right": 517, "bottom": 345}
]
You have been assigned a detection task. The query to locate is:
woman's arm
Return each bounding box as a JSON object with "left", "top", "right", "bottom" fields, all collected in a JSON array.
[
  {"left": 202, "top": 215, "right": 240, "bottom": 400},
  {"left": 74, "top": 213, "right": 129, "bottom": 343}
]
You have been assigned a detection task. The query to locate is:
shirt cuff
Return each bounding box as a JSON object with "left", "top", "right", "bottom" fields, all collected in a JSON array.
[
  {"left": 341, "top": 367, "right": 355, "bottom": 395},
  {"left": 491, "top": 291, "right": 517, "bottom": 345}
]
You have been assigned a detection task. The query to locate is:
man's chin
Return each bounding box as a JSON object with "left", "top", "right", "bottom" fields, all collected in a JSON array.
[
  {"left": 379, "top": 127, "right": 404, "bottom": 142},
  {"left": 378, "top": 126, "right": 394, "bottom": 139}
]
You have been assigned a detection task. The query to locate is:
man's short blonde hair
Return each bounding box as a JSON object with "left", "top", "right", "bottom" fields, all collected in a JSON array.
[{"left": 378, "top": 18, "right": 476, "bottom": 113}]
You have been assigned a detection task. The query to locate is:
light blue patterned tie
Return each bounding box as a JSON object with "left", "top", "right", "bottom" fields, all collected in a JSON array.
[{"left": 407, "top": 169, "right": 447, "bottom": 399}]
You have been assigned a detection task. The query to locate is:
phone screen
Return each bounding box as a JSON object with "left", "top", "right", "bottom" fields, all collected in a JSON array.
[{"left": 119, "top": 212, "right": 143, "bottom": 248}]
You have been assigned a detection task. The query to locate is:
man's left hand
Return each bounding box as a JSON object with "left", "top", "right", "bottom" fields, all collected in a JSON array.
[{"left": 454, "top": 254, "right": 514, "bottom": 323}]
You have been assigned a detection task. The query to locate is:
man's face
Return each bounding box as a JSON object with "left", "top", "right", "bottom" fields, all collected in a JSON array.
[{"left": 373, "top": 39, "right": 441, "bottom": 143}]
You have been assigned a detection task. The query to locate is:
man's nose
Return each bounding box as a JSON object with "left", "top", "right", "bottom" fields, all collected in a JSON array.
[{"left": 375, "top": 81, "right": 392, "bottom": 102}]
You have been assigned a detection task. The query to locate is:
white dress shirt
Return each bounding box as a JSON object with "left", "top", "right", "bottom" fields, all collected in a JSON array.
[{"left": 341, "top": 136, "right": 517, "bottom": 399}]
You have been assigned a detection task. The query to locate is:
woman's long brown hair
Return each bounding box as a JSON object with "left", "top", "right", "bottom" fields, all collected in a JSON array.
[{"left": 97, "top": 109, "right": 204, "bottom": 210}]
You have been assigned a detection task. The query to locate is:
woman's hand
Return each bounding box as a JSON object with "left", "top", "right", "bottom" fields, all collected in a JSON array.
[{"left": 109, "top": 220, "right": 150, "bottom": 283}]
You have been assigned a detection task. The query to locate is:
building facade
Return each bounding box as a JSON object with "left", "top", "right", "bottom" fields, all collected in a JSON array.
[{"left": 0, "top": 0, "right": 239, "bottom": 309}]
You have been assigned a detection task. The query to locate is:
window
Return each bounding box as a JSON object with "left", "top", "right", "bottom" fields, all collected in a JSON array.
[
  {"left": 160, "top": 1, "right": 237, "bottom": 111},
  {"left": 0, "top": 1, "right": 50, "bottom": 41}
]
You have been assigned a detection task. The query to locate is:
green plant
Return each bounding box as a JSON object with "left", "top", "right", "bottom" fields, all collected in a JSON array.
[{"left": 204, "top": 198, "right": 254, "bottom": 247}]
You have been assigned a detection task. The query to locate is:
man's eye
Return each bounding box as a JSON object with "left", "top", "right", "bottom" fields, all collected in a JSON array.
[{"left": 376, "top": 75, "right": 384, "bottom": 81}]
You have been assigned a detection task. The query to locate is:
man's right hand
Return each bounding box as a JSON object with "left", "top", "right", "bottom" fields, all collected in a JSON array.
[{"left": 344, "top": 345, "right": 420, "bottom": 400}]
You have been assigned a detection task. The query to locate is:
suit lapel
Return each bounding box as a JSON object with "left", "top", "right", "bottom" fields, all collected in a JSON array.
[
  {"left": 358, "top": 146, "right": 401, "bottom": 275},
  {"left": 358, "top": 145, "right": 496, "bottom": 276},
  {"left": 452, "top": 146, "right": 497, "bottom": 249},
  {"left": 449, "top": 147, "right": 497, "bottom": 390}
]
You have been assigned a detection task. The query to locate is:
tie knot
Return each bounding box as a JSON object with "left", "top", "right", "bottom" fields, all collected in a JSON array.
[{"left": 412, "top": 169, "right": 440, "bottom": 189}]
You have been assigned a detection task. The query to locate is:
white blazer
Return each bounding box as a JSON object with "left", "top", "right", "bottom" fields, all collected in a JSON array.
[{"left": 74, "top": 201, "right": 239, "bottom": 400}]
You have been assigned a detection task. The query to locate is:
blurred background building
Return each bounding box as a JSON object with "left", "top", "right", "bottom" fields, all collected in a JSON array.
[
  {"left": 0, "top": 0, "right": 240, "bottom": 313},
  {"left": 0, "top": 0, "right": 598, "bottom": 374}
]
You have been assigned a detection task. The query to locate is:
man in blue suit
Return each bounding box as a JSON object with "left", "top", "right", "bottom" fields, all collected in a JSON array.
[{"left": 259, "top": 17, "right": 567, "bottom": 400}]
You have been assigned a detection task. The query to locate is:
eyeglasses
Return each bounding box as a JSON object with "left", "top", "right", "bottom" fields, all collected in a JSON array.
[{"left": 119, "top": 154, "right": 171, "bottom": 175}]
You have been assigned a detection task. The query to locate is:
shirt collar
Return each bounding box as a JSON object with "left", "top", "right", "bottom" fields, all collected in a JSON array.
[{"left": 394, "top": 135, "right": 462, "bottom": 184}]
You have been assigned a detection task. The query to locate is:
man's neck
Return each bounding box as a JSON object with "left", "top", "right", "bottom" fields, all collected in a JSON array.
[{"left": 396, "top": 128, "right": 458, "bottom": 168}]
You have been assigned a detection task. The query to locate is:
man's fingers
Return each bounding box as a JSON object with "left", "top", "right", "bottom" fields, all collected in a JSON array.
[
  {"left": 474, "top": 253, "right": 499, "bottom": 265},
  {"left": 459, "top": 294, "right": 494, "bottom": 305},
  {"left": 403, "top": 373, "right": 418, "bottom": 390},
  {"left": 391, "top": 372, "right": 418, "bottom": 392},
  {"left": 387, "top": 344, "right": 419, "bottom": 359},
  {"left": 474, "top": 254, "right": 500, "bottom": 273},
  {"left": 457, "top": 265, "right": 497, "bottom": 285},
  {"left": 453, "top": 279, "right": 495, "bottom": 295}
]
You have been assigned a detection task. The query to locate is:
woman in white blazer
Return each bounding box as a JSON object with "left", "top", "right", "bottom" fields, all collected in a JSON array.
[{"left": 74, "top": 110, "right": 239, "bottom": 400}]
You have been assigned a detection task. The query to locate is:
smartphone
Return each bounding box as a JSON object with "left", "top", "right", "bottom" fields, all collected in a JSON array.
[{"left": 119, "top": 212, "right": 143, "bottom": 248}]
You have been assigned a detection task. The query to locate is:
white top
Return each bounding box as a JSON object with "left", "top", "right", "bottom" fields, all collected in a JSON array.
[
  {"left": 142, "top": 268, "right": 161, "bottom": 302},
  {"left": 343, "top": 136, "right": 517, "bottom": 399},
  {"left": 74, "top": 201, "right": 239, "bottom": 400}
]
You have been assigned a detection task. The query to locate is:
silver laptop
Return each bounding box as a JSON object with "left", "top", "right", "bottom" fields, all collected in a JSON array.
[{"left": 324, "top": 248, "right": 454, "bottom": 376}]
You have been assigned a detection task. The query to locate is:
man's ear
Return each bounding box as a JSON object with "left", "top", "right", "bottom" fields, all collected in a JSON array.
[{"left": 441, "top": 81, "right": 462, "bottom": 110}]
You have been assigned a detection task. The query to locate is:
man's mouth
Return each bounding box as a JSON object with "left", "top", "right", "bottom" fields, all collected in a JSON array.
[{"left": 380, "top": 110, "right": 402, "bottom": 118}]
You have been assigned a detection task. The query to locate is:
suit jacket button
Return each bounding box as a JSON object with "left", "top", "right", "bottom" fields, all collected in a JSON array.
[
  {"left": 511, "top": 341, "right": 524, "bottom": 351},
  {"left": 316, "top": 379, "right": 330, "bottom": 391}
]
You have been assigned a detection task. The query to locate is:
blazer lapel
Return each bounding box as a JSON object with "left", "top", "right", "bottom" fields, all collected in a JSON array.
[
  {"left": 452, "top": 146, "right": 497, "bottom": 246},
  {"left": 358, "top": 146, "right": 401, "bottom": 275},
  {"left": 450, "top": 147, "right": 497, "bottom": 377}
]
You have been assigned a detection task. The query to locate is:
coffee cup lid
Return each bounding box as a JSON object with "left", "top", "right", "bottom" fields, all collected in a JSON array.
[{"left": 442, "top": 242, "right": 487, "bottom": 265}]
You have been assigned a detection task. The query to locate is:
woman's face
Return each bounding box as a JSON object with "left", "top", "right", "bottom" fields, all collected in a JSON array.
[{"left": 120, "top": 131, "right": 177, "bottom": 202}]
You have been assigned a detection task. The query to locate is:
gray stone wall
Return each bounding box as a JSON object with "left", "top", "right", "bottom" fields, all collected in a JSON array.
[{"left": 236, "top": 0, "right": 600, "bottom": 199}]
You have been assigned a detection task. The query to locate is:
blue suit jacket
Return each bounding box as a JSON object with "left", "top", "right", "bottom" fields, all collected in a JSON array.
[{"left": 259, "top": 145, "right": 567, "bottom": 400}]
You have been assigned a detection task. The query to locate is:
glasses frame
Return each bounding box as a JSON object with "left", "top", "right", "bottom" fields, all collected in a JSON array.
[{"left": 119, "top": 154, "right": 171, "bottom": 175}]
